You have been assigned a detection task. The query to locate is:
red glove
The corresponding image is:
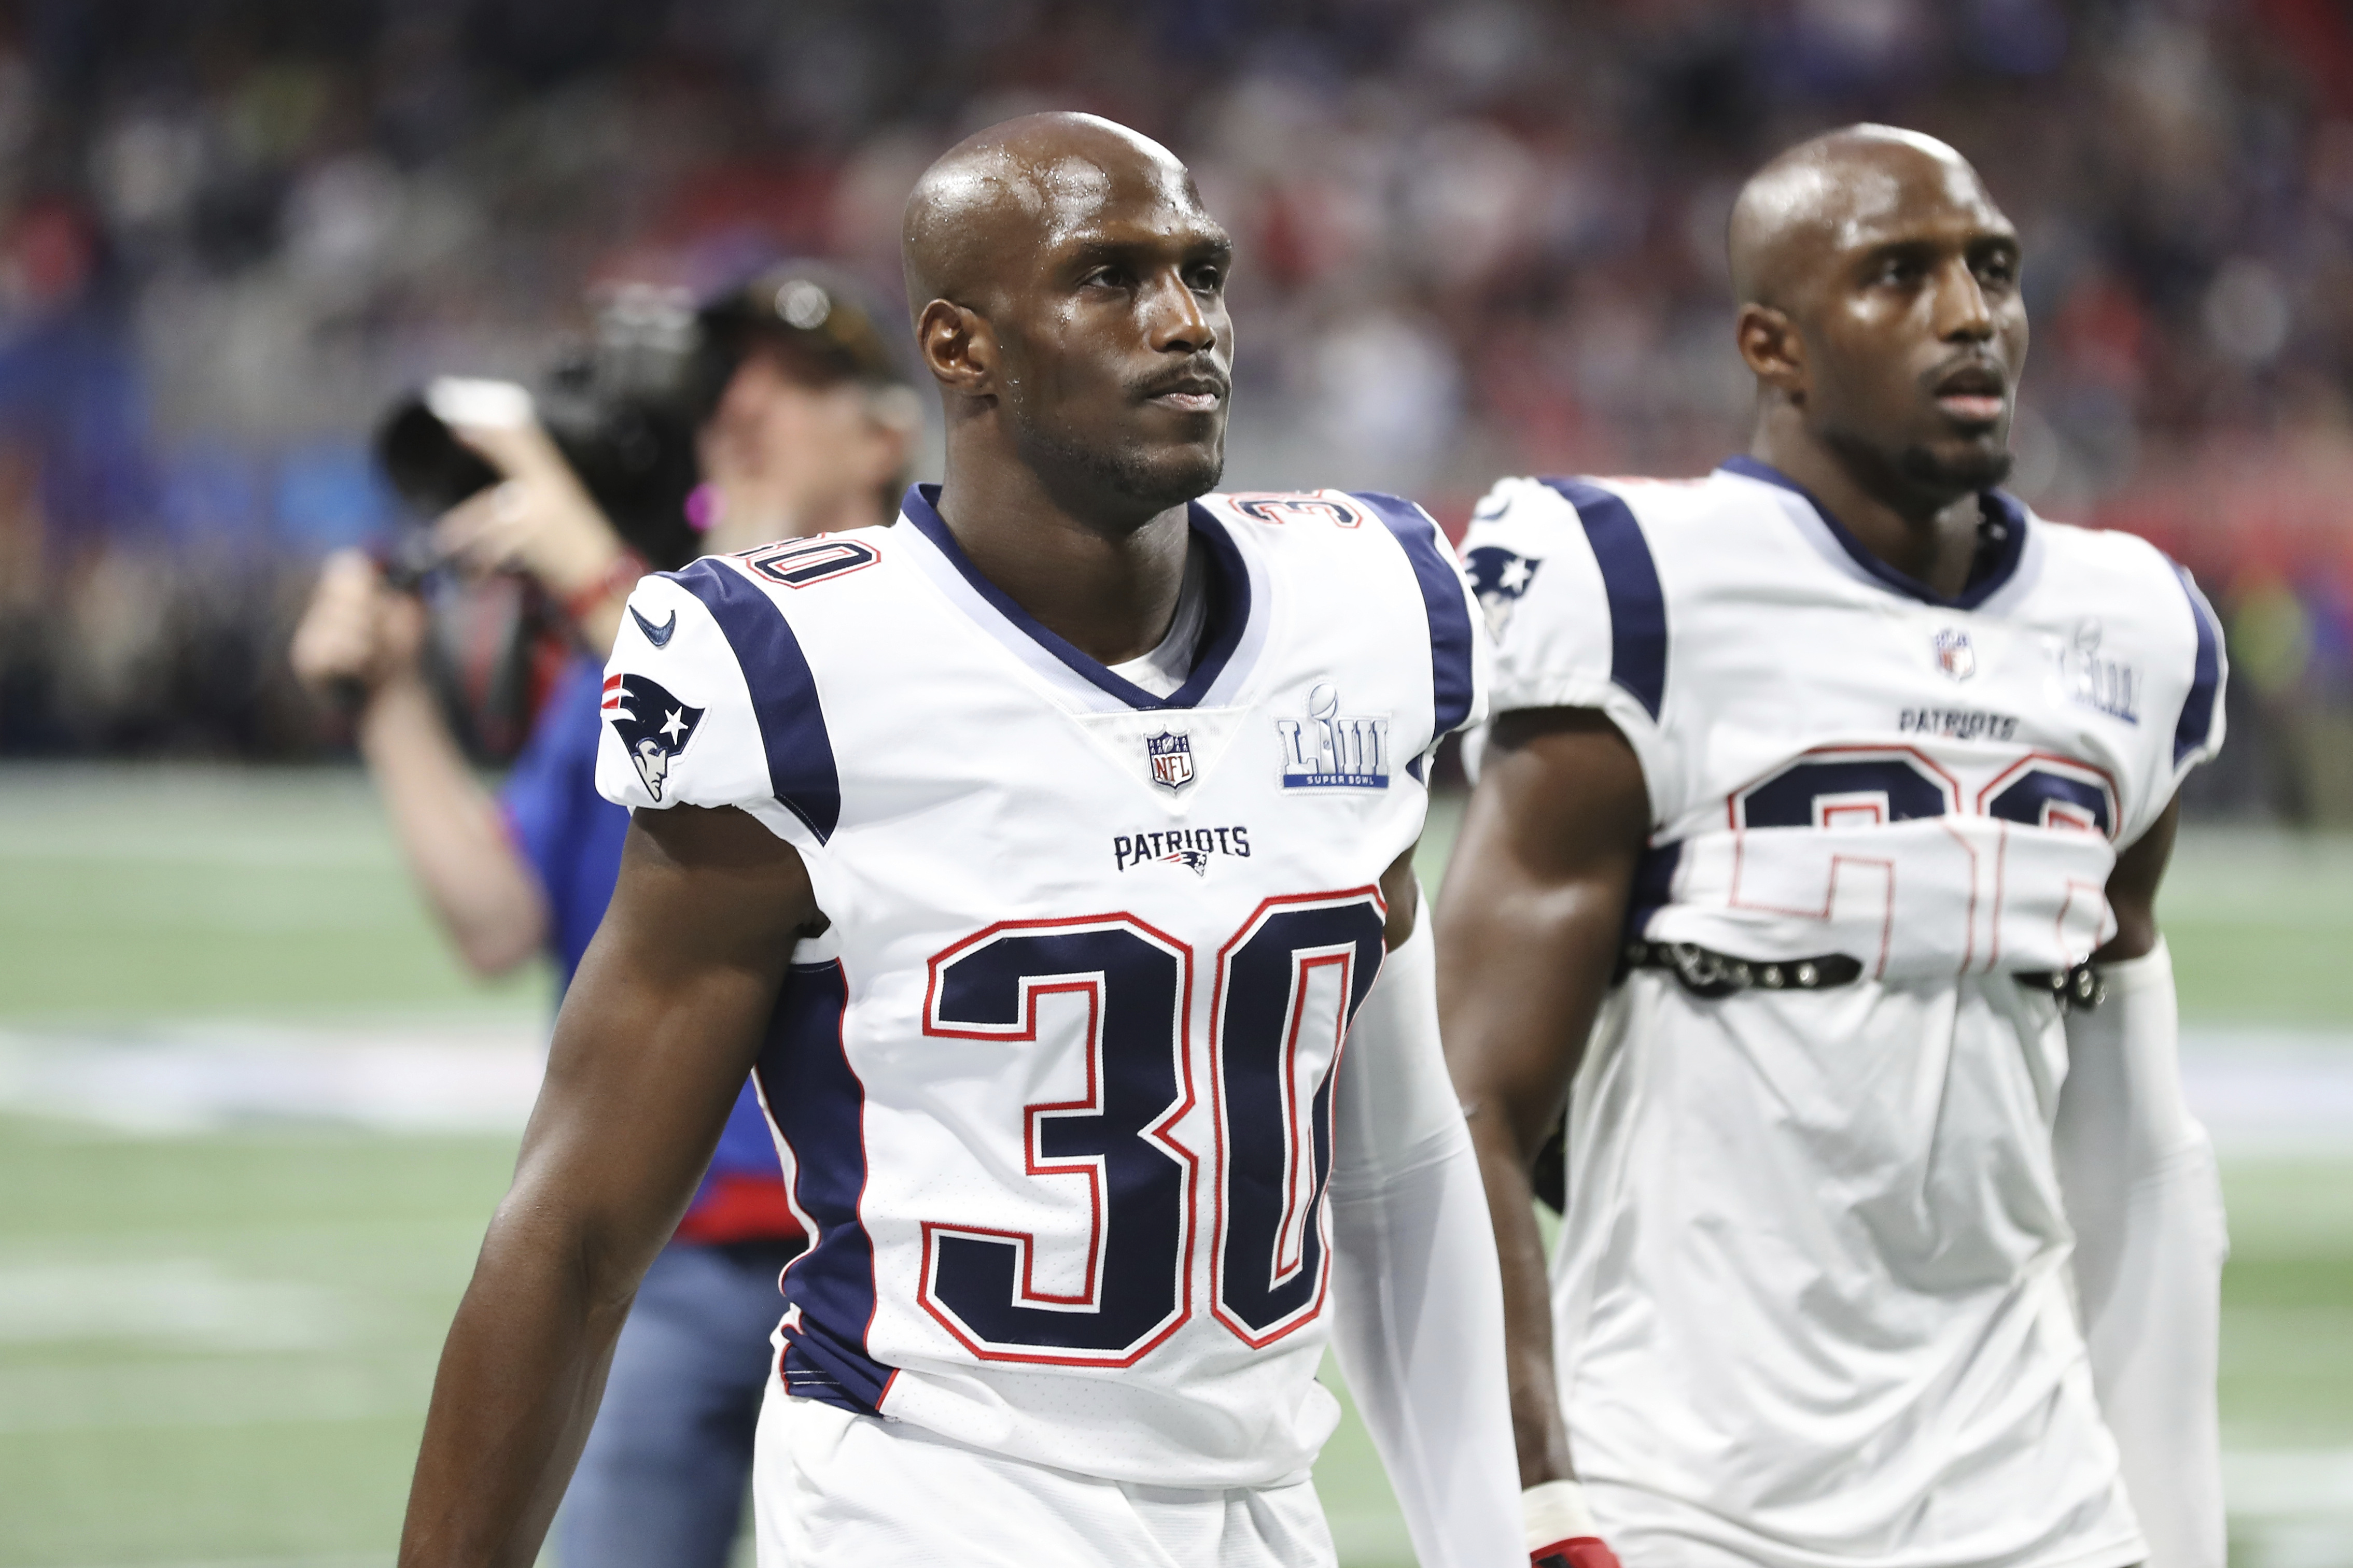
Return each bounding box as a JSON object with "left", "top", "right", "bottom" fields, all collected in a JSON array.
[
  {"left": 1525, "top": 1480, "right": 1621, "bottom": 1568},
  {"left": 1533, "top": 1537, "right": 1622, "bottom": 1568}
]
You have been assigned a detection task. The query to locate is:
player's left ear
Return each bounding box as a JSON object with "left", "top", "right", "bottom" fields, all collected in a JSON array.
[
  {"left": 917, "top": 299, "right": 1001, "bottom": 405},
  {"left": 1736, "top": 303, "right": 1808, "bottom": 402}
]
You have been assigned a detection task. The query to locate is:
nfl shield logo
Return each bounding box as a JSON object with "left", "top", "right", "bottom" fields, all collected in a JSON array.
[
  {"left": 1934, "top": 628, "right": 1977, "bottom": 682},
  {"left": 1146, "top": 730, "right": 1195, "bottom": 792}
]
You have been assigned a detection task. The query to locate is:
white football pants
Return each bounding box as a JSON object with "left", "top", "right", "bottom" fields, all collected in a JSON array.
[{"left": 752, "top": 1382, "right": 1338, "bottom": 1568}]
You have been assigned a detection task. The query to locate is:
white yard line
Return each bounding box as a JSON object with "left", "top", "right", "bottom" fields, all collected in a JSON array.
[
  {"left": 34, "top": 1559, "right": 391, "bottom": 1568},
  {"left": 2182, "top": 1029, "right": 2353, "bottom": 1159},
  {"left": 0, "top": 1021, "right": 545, "bottom": 1134},
  {"left": 4, "top": 1019, "right": 2348, "bottom": 1152},
  {"left": 2227, "top": 1449, "right": 2353, "bottom": 1516}
]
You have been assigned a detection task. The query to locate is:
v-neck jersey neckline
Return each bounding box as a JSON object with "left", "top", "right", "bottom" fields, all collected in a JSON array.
[
  {"left": 897, "top": 484, "right": 1254, "bottom": 712},
  {"left": 1717, "top": 456, "right": 2031, "bottom": 612}
]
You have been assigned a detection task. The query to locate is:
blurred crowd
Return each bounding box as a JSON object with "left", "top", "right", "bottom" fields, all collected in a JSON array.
[{"left": 0, "top": 0, "right": 2349, "bottom": 817}]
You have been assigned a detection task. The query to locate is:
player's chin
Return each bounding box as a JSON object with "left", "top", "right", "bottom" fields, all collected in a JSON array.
[
  {"left": 1139, "top": 404, "right": 1227, "bottom": 461},
  {"left": 1898, "top": 431, "right": 2014, "bottom": 495},
  {"left": 1127, "top": 434, "right": 1226, "bottom": 507}
]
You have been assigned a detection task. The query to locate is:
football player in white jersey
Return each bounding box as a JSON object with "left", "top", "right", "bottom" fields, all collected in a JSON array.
[
  {"left": 1440, "top": 126, "right": 2229, "bottom": 1568},
  {"left": 397, "top": 112, "right": 1522, "bottom": 1568}
]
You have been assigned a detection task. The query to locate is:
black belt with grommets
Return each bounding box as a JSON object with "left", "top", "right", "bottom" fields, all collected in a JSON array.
[{"left": 1622, "top": 938, "right": 2104, "bottom": 1010}]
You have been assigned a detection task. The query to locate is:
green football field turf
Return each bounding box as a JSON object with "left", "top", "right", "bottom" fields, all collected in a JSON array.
[{"left": 1, "top": 766, "right": 2349, "bottom": 1567}]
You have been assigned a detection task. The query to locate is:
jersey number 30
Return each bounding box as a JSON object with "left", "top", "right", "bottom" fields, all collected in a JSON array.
[{"left": 918, "top": 893, "right": 1386, "bottom": 1365}]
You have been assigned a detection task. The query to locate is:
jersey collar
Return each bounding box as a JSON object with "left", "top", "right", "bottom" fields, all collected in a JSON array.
[
  {"left": 897, "top": 484, "right": 1256, "bottom": 713},
  {"left": 1718, "top": 456, "right": 2030, "bottom": 612}
]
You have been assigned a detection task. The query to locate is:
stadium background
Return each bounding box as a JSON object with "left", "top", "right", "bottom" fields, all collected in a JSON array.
[{"left": 1, "top": 1, "right": 2350, "bottom": 1564}]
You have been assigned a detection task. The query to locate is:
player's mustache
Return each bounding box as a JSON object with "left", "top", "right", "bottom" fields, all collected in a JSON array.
[{"left": 1132, "top": 361, "right": 1231, "bottom": 403}]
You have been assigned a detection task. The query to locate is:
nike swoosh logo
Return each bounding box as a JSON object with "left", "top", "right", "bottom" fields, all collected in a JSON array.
[{"left": 629, "top": 606, "right": 677, "bottom": 648}]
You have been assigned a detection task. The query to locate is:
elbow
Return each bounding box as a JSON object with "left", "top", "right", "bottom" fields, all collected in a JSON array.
[
  {"left": 478, "top": 1183, "right": 645, "bottom": 1333},
  {"left": 1454, "top": 1077, "right": 1561, "bottom": 1171}
]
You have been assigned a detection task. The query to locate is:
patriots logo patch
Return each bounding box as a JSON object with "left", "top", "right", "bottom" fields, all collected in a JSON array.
[
  {"left": 602, "top": 673, "right": 705, "bottom": 801},
  {"left": 1466, "top": 546, "right": 1543, "bottom": 638}
]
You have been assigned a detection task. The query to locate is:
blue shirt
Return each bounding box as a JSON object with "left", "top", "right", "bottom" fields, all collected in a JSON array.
[{"left": 500, "top": 655, "right": 795, "bottom": 1239}]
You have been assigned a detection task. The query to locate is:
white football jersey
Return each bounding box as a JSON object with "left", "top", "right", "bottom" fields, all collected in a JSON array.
[
  {"left": 595, "top": 485, "right": 1486, "bottom": 1488},
  {"left": 1462, "top": 460, "right": 2225, "bottom": 1568}
]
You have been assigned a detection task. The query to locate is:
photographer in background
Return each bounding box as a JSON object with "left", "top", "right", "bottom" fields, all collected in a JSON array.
[{"left": 290, "top": 265, "right": 918, "bottom": 1568}]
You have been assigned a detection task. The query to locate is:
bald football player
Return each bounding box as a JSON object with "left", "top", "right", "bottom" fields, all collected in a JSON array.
[
  {"left": 396, "top": 113, "right": 1521, "bottom": 1568},
  {"left": 1445, "top": 125, "right": 2226, "bottom": 1568}
]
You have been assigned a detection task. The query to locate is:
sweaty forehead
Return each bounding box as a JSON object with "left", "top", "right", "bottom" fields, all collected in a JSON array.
[
  {"left": 941, "top": 135, "right": 1188, "bottom": 218},
  {"left": 903, "top": 114, "right": 1218, "bottom": 315},
  {"left": 1731, "top": 131, "right": 2012, "bottom": 306},
  {"left": 1026, "top": 150, "right": 1204, "bottom": 247},
  {"left": 1811, "top": 147, "right": 2006, "bottom": 253}
]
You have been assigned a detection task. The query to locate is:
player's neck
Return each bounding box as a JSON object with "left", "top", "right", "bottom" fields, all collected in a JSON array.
[
  {"left": 933, "top": 454, "right": 1194, "bottom": 668},
  {"left": 1749, "top": 431, "right": 1983, "bottom": 600}
]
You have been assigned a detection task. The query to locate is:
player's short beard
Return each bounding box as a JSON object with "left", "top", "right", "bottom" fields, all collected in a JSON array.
[
  {"left": 1897, "top": 440, "right": 2013, "bottom": 495},
  {"left": 1020, "top": 418, "right": 1224, "bottom": 519},
  {"left": 1825, "top": 424, "right": 2014, "bottom": 507}
]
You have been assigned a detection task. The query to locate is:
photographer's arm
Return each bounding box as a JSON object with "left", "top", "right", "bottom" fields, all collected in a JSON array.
[
  {"left": 290, "top": 552, "right": 548, "bottom": 976},
  {"left": 399, "top": 805, "right": 819, "bottom": 1568}
]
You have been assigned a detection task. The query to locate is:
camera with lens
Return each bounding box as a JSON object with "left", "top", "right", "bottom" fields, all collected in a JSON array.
[
  {"left": 366, "top": 285, "right": 721, "bottom": 758},
  {"left": 375, "top": 282, "right": 723, "bottom": 582},
  {"left": 375, "top": 265, "right": 908, "bottom": 577},
  {"left": 368, "top": 264, "right": 908, "bottom": 759}
]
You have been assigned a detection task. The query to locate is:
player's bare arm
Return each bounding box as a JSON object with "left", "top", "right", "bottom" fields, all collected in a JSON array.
[
  {"left": 398, "top": 804, "right": 820, "bottom": 1568},
  {"left": 1379, "top": 841, "right": 1419, "bottom": 951},
  {"left": 1436, "top": 708, "right": 1648, "bottom": 1488},
  {"left": 2096, "top": 793, "right": 2178, "bottom": 964}
]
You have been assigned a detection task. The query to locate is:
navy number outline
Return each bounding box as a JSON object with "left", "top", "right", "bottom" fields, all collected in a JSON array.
[{"left": 918, "top": 891, "right": 1388, "bottom": 1364}]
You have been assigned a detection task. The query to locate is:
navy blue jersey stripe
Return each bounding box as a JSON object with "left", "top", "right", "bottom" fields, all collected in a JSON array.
[
  {"left": 1623, "top": 839, "right": 1682, "bottom": 945},
  {"left": 1542, "top": 478, "right": 1668, "bottom": 720},
  {"left": 2172, "top": 563, "right": 2223, "bottom": 768},
  {"left": 665, "top": 559, "right": 841, "bottom": 844},
  {"left": 759, "top": 959, "right": 895, "bottom": 1414},
  {"left": 1354, "top": 491, "right": 1478, "bottom": 736}
]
